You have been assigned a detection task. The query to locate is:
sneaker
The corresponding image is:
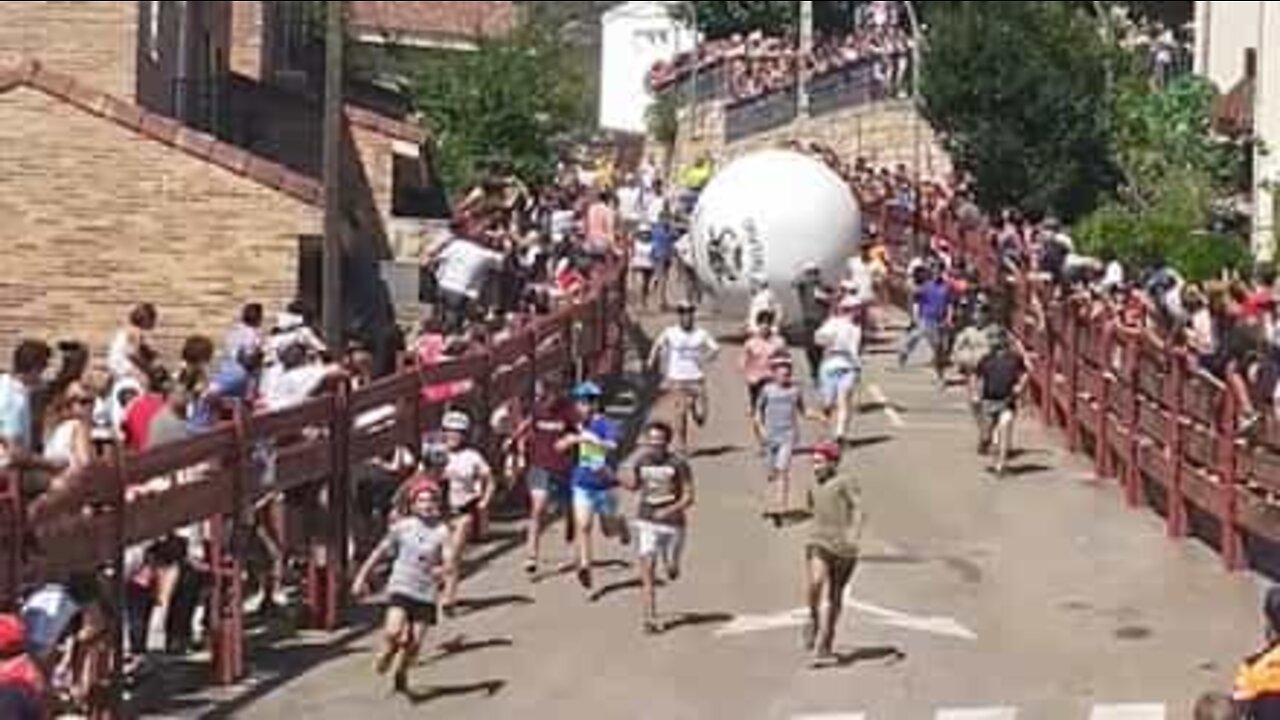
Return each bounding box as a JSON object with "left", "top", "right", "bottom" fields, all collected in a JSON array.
[
  {"left": 576, "top": 567, "right": 593, "bottom": 591},
  {"left": 524, "top": 558, "right": 538, "bottom": 576},
  {"left": 392, "top": 670, "right": 409, "bottom": 695},
  {"left": 666, "top": 565, "right": 681, "bottom": 583},
  {"left": 1239, "top": 413, "right": 1263, "bottom": 438},
  {"left": 644, "top": 619, "right": 663, "bottom": 636}
]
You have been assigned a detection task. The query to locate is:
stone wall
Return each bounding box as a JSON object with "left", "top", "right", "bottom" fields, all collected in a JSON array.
[{"left": 662, "top": 97, "right": 950, "bottom": 181}]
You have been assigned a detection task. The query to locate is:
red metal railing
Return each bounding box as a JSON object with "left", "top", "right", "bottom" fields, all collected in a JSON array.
[
  {"left": 0, "top": 261, "right": 628, "bottom": 702},
  {"left": 937, "top": 216, "right": 1280, "bottom": 575}
]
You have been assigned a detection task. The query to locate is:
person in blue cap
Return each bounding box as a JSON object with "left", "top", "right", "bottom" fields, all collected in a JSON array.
[{"left": 557, "top": 380, "right": 630, "bottom": 591}]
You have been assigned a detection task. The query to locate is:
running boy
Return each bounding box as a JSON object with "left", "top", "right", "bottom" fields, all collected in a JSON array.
[
  {"left": 754, "top": 355, "right": 812, "bottom": 523},
  {"left": 352, "top": 480, "right": 454, "bottom": 694}
]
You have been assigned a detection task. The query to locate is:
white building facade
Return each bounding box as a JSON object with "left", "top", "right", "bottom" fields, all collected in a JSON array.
[
  {"left": 1195, "top": 0, "right": 1280, "bottom": 260},
  {"left": 598, "top": 1, "right": 696, "bottom": 134}
]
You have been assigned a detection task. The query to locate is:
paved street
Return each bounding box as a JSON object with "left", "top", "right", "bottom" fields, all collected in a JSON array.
[{"left": 173, "top": 314, "right": 1267, "bottom": 720}]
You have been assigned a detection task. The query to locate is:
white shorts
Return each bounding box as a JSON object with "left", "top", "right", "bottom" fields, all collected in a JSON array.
[{"left": 636, "top": 520, "right": 685, "bottom": 568}]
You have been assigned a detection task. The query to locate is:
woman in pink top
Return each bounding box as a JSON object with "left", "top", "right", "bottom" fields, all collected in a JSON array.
[
  {"left": 584, "top": 190, "right": 617, "bottom": 257},
  {"left": 742, "top": 310, "right": 789, "bottom": 417}
]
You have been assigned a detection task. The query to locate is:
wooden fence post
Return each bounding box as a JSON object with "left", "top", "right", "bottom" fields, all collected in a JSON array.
[
  {"left": 1096, "top": 318, "right": 1115, "bottom": 480},
  {"left": 326, "top": 384, "right": 351, "bottom": 631},
  {"left": 1220, "top": 389, "right": 1245, "bottom": 571},
  {"left": 1065, "top": 299, "right": 1082, "bottom": 453},
  {"left": 1122, "top": 330, "right": 1143, "bottom": 508},
  {"left": 1167, "top": 351, "right": 1188, "bottom": 539}
]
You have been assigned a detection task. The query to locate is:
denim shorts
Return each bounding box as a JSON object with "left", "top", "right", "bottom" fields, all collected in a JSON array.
[
  {"left": 819, "top": 362, "right": 861, "bottom": 408},
  {"left": 572, "top": 485, "right": 618, "bottom": 517},
  {"left": 765, "top": 438, "right": 795, "bottom": 473}
]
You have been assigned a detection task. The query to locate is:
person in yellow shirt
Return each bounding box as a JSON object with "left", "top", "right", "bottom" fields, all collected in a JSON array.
[{"left": 1234, "top": 587, "right": 1280, "bottom": 718}]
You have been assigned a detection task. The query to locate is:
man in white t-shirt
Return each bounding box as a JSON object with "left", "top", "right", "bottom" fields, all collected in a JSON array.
[
  {"left": 261, "top": 344, "right": 346, "bottom": 412},
  {"left": 649, "top": 302, "right": 720, "bottom": 434},
  {"left": 815, "top": 296, "right": 865, "bottom": 444},
  {"left": 424, "top": 236, "right": 504, "bottom": 334}
]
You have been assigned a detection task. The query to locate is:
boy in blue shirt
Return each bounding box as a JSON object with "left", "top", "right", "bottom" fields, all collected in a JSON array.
[{"left": 557, "top": 381, "right": 631, "bottom": 590}]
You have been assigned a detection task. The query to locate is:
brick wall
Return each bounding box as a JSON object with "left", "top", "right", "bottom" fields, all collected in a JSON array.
[
  {"left": 230, "top": 0, "right": 264, "bottom": 81},
  {"left": 0, "top": 86, "right": 320, "bottom": 367},
  {"left": 0, "top": 2, "right": 139, "bottom": 101}
]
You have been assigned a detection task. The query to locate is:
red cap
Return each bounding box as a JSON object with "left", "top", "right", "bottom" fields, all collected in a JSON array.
[
  {"left": 0, "top": 614, "right": 25, "bottom": 658},
  {"left": 405, "top": 477, "right": 441, "bottom": 504},
  {"left": 812, "top": 441, "right": 842, "bottom": 462}
]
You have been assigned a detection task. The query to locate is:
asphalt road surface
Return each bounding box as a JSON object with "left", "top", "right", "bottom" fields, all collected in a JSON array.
[{"left": 164, "top": 312, "right": 1268, "bottom": 720}]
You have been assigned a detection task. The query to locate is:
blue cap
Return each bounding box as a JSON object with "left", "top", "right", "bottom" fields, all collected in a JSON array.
[{"left": 572, "top": 381, "right": 604, "bottom": 400}]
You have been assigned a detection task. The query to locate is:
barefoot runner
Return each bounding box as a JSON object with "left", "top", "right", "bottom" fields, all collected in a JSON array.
[
  {"left": 623, "top": 421, "right": 695, "bottom": 634},
  {"left": 352, "top": 480, "right": 454, "bottom": 694}
]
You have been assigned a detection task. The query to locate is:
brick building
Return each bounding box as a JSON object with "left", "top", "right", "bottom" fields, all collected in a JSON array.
[{"left": 0, "top": 1, "right": 511, "bottom": 366}]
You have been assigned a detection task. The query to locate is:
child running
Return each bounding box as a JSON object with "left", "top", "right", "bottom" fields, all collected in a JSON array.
[
  {"left": 352, "top": 480, "right": 454, "bottom": 695},
  {"left": 754, "top": 354, "right": 813, "bottom": 524}
]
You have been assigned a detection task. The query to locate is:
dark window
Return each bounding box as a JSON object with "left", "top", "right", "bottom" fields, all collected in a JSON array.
[{"left": 392, "top": 151, "right": 440, "bottom": 218}]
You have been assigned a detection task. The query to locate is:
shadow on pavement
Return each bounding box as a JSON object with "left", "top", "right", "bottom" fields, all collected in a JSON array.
[
  {"left": 842, "top": 435, "right": 894, "bottom": 451},
  {"left": 661, "top": 612, "right": 734, "bottom": 633},
  {"left": 455, "top": 594, "right": 535, "bottom": 617},
  {"left": 858, "top": 553, "right": 928, "bottom": 566},
  {"left": 405, "top": 679, "right": 507, "bottom": 707},
  {"left": 814, "top": 646, "right": 907, "bottom": 669},
  {"left": 689, "top": 444, "right": 746, "bottom": 459},
  {"left": 428, "top": 636, "right": 515, "bottom": 663},
  {"left": 998, "top": 463, "right": 1053, "bottom": 479}
]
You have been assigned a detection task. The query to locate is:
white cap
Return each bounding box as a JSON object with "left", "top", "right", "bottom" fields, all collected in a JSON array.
[{"left": 442, "top": 411, "right": 471, "bottom": 433}]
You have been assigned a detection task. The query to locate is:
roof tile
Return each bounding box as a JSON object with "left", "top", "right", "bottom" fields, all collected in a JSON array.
[
  {"left": 140, "top": 112, "right": 182, "bottom": 144},
  {"left": 62, "top": 78, "right": 107, "bottom": 117},
  {"left": 101, "top": 94, "right": 144, "bottom": 130},
  {"left": 208, "top": 141, "right": 252, "bottom": 176},
  {"left": 0, "top": 59, "right": 323, "bottom": 207},
  {"left": 244, "top": 154, "right": 286, "bottom": 188},
  {"left": 174, "top": 127, "right": 217, "bottom": 160}
]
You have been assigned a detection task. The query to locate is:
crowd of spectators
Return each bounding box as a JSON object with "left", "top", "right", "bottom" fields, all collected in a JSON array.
[
  {"left": 648, "top": 20, "right": 915, "bottom": 105},
  {"left": 0, "top": 147, "right": 638, "bottom": 714}
]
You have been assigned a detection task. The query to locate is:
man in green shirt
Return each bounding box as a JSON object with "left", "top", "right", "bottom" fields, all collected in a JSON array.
[{"left": 804, "top": 441, "right": 865, "bottom": 667}]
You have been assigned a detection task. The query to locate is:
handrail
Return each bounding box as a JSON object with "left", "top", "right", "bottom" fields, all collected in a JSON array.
[{"left": 0, "top": 259, "right": 629, "bottom": 702}]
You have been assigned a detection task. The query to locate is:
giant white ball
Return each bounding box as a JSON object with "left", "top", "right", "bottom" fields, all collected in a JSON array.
[{"left": 690, "top": 149, "right": 862, "bottom": 319}]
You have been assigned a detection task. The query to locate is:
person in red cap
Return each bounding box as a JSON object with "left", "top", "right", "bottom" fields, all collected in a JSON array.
[
  {"left": 0, "top": 614, "right": 46, "bottom": 719},
  {"left": 803, "top": 441, "right": 864, "bottom": 668},
  {"left": 352, "top": 479, "right": 454, "bottom": 694}
]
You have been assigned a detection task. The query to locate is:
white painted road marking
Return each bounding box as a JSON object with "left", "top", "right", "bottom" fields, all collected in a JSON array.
[
  {"left": 867, "top": 384, "right": 905, "bottom": 428},
  {"left": 716, "top": 595, "right": 976, "bottom": 641},
  {"left": 935, "top": 708, "right": 1018, "bottom": 720},
  {"left": 1089, "top": 705, "right": 1167, "bottom": 720}
]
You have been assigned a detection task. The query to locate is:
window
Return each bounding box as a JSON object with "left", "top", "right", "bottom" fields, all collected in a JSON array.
[
  {"left": 392, "top": 150, "right": 446, "bottom": 219},
  {"left": 147, "top": 0, "right": 162, "bottom": 62}
]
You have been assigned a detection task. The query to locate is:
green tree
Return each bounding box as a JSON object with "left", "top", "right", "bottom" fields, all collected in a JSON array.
[
  {"left": 670, "top": 1, "right": 798, "bottom": 39},
  {"left": 919, "top": 1, "right": 1118, "bottom": 222},
  {"left": 407, "top": 25, "right": 590, "bottom": 191}
]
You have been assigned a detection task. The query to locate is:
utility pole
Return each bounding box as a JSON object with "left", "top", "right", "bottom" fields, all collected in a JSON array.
[
  {"left": 798, "top": 0, "right": 814, "bottom": 117},
  {"left": 322, "top": 0, "right": 345, "bottom": 354}
]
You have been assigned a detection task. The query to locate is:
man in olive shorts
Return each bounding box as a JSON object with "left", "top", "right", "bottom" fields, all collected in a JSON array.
[{"left": 803, "top": 441, "right": 864, "bottom": 668}]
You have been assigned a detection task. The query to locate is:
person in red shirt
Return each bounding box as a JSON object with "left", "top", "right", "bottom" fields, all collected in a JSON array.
[
  {"left": 514, "top": 375, "right": 580, "bottom": 577},
  {"left": 0, "top": 614, "right": 46, "bottom": 720}
]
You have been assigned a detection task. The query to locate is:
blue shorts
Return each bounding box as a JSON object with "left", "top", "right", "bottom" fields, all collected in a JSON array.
[
  {"left": 765, "top": 438, "right": 795, "bottom": 473},
  {"left": 819, "top": 362, "right": 861, "bottom": 408},
  {"left": 573, "top": 486, "right": 618, "bottom": 517}
]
